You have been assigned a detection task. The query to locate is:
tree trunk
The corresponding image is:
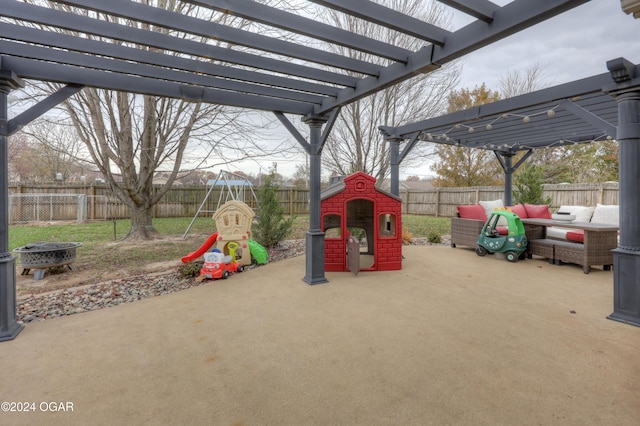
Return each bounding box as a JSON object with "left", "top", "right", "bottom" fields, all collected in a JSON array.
[{"left": 126, "top": 204, "right": 160, "bottom": 240}]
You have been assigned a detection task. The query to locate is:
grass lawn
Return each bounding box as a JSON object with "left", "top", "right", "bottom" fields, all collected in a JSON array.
[{"left": 8, "top": 215, "right": 451, "bottom": 274}]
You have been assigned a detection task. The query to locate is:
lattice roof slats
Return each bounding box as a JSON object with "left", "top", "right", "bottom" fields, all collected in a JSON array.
[
  {"left": 307, "top": 0, "right": 451, "bottom": 45},
  {"left": 52, "top": 0, "right": 381, "bottom": 75},
  {"left": 0, "top": 0, "right": 591, "bottom": 117},
  {"left": 181, "top": 0, "right": 413, "bottom": 62},
  {"left": 437, "top": 0, "right": 498, "bottom": 22},
  {"left": 379, "top": 67, "right": 631, "bottom": 154}
]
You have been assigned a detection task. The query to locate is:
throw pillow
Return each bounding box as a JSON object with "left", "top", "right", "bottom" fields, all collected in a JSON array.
[
  {"left": 557, "top": 205, "right": 595, "bottom": 223},
  {"left": 566, "top": 230, "right": 585, "bottom": 243},
  {"left": 479, "top": 199, "right": 506, "bottom": 225},
  {"left": 524, "top": 203, "right": 552, "bottom": 219},
  {"left": 457, "top": 204, "right": 487, "bottom": 221},
  {"left": 590, "top": 204, "right": 619, "bottom": 225},
  {"left": 479, "top": 199, "right": 505, "bottom": 217},
  {"left": 507, "top": 204, "right": 528, "bottom": 218}
]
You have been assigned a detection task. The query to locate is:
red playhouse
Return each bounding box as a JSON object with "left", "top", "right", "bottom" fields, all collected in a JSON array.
[{"left": 321, "top": 172, "right": 403, "bottom": 273}]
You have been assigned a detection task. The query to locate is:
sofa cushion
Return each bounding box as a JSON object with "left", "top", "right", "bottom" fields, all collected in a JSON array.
[
  {"left": 566, "top": 230, "right": 585, "bottom": 243},
  {"left": 479, "top": 199, "right": 504, "bottom": 216},
  {"left": 457, "top": 204, "right": 486, "bottom": 221},
  {"left": 546, "top": 226, "right": 572, "bottom": 240},
  {"left": 556, "top": 205, "right": 594, "bottom": 223},
  {"left": 480, "top": 199, "right": 507, "bottom": 225},
  {"left": 590, "top": 204, "right": 619, "bottom": 225},
  {"left": 507, "top": 203, "right": 528, "bottom": 218},
  {"left": 524, "top": 203, "right": 552, "bottom": 219}
]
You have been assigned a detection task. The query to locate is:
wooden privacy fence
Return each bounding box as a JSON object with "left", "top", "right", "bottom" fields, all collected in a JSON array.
[
  {"left": 401, "top": 182, "right": 619, "bottom": 217},
  {"left": 8, "top": 182, "right": 619, "bottom": 223}
]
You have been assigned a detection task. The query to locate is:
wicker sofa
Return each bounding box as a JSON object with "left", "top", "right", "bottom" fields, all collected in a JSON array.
[
  {"left": 450, "top": 200, "right": 551, "bottom": 249},
  {"left": 544, "top": 204, "right": 619, "bottom": 243},
  {"left": 451, "top": 201, "right": 619, "bottom": 273},
  {"left": 524, "top": 204, "right": 619, "bottom": 274}
]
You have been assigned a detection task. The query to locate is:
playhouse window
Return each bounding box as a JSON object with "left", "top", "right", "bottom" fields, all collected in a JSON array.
[
  {"left": 379, "top": 213, "right": 396, "bottom": 237},
  {"left": 323, "top": 214, "right": 341, "bottom": 239}
]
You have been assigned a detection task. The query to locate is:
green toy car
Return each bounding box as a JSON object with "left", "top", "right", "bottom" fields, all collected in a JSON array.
[{"left": 476, "top": 210, "right": 528, "bottom": 262}]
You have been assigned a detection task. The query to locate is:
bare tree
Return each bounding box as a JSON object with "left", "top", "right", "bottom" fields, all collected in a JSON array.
[
  {"left": 16, "top": 0, "right": 301, "bottom": 240},
  {"left": 498, "top": 63, "right": 548, "bottom": 98},
  {"left": 19, "top": 119, "right": 87, "bottom": 182},
  {"left": 7, "top": 133, "right": 35, "bottom": 182},
  {"left": 319, "top": 1, "right": 461, "bottom": 183}
]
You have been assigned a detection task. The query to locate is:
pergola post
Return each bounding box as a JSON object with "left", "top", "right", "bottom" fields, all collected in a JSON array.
[
  {"left": 302, "top": 115, "right": 328, "bottom": 285},
  {"left": 388, "top": 136, "right": 401, "bottom": 197},
  {"left": 0, "top": 69, "right": 24, "bottom": 342},
  {"left": 503, "top": 153, "right": 514, "bottom": 206},
  {"left": 604, "top": 58, "right": 640, "bottom": 327}
]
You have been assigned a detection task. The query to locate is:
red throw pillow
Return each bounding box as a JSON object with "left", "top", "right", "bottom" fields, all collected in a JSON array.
[
  {"left": 457, "top": 204, "right": 487, "bottom": 221},
  {"left": 566, "top": 230, "right": 584, "bottom": 243},
  {"left": 496, "top": 227, "right": 509, "bottom": 235},
  {"left": 524, "top": 203, "right": 552, "bottom": 219},
  {"left": 507, "top": 204, "right": 528, "bottom": 218}
]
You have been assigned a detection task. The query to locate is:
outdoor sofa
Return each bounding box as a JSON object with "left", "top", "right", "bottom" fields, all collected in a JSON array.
[
  {"left": 450, "top": 200, "right": 551, "bottom": 249},
  {"left": 451, "top": 200, "right": 620, "bottom": 273}
]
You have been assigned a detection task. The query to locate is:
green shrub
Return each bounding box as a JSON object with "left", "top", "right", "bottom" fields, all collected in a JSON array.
[
  {"left": 178, "top": 261, "right": 202, "bottom": 278},
  {"left": 253, "top": 176, "right": 295, "bottom": 248},
  {"left": 513, "top": 164, "right": 552, "bottom": 205},
  {"left": 428, "top": 232, "right": 442, "bottom": 244}
]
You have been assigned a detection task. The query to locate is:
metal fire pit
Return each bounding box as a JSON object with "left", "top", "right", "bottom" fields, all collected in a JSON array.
[{"left": 13, "top": 242, "right": 82, "bottom": 280}]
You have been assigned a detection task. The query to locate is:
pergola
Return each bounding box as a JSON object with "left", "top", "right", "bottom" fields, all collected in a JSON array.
[
  {"left": 1, "top": 0, "right": 638, "bottom": 342},
  {"left": 380, "top": 57, "right": 640, "bottom": 328},
  {"left": 379, "top": 68, "right": 623, "bottom": 205}
]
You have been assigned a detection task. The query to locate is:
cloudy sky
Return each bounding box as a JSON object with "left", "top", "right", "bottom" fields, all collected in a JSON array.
[{"left": 454, "top": 0, "right": 640, "bottom": 90}]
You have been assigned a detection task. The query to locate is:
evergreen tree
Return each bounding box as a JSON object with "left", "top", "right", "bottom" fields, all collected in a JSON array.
[
  {"left": 253, "top": 176, "right": 294, "bottom": 248},
  {"left": 513, "top": 164, "right": 552, "bottom": 205}
]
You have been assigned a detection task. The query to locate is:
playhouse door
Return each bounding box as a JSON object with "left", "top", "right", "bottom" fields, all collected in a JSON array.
[{"left": 346, "top": 235, "right": 360, "bottom": 275}]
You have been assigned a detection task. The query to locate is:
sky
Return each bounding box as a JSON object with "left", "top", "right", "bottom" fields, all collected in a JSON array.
[{"left": 453, "top": 0, "right": 640, "bottom": 91}]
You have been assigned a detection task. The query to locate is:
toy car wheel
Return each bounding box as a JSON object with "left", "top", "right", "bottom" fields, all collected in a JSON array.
[
  {"left": 236, "top": 265, "right": 244, "bottom": 273},
  {"left": 475, "top": 246, "right": 488, "bottom": 256},
  {"left": 518, "top": 252, "right": 527, "bottom": 260},
  {"left": 222, "top": 270, "right": 229, "bottom": 279},
  {"left": 506, "top": 251, "right": 518, "bottom": 262}
]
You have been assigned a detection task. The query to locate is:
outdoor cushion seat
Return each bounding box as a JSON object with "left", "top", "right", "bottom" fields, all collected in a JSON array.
[
  {"left": 566, "top": 230, "right": 584, "bottom": 243},
  {"left": 546, "top": 204, "right": 619, "bottom": 242},
  {"left": 451, "top": 201, "right": 546, "bottom": 248}
]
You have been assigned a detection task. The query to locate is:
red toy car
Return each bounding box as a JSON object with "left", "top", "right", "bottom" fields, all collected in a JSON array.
[{"left": 199, "top": 251, "right": 244, "bottom": 280}]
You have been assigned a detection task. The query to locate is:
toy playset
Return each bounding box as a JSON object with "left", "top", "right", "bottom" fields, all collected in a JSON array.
[{"left": 181, "top": 200, "right": 268, "bottom": 280}]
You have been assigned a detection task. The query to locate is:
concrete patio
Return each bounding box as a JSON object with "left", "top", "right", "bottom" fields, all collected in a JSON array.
[{"left": 1, "top": 245, "right": 638, "bottom": 425}]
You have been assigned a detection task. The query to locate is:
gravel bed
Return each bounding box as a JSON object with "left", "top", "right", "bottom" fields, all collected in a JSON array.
[{"left": 16, "top": 237, "right": 449, "bottom": 325}]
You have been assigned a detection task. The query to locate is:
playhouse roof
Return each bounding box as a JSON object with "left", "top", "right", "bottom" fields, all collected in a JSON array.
[{"left": 321, "top": 172, "right": 401, "bottom": 202}]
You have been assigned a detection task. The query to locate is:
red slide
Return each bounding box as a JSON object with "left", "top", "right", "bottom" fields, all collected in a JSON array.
[{"left": 181, "top": 232, "right": 219, "bottom": 263}]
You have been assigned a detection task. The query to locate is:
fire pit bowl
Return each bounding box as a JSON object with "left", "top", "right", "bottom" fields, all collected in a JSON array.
[{"left": 13, "top": 242, "right": 82, "bottom": 280}]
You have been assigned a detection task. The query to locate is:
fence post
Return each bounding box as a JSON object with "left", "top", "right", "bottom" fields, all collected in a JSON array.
[
  {"left": 289, "top": 188, "right": 293, "bottom": 215},
  {"left": 77, "top": 195, "right": 87, "bottom": 222}
]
